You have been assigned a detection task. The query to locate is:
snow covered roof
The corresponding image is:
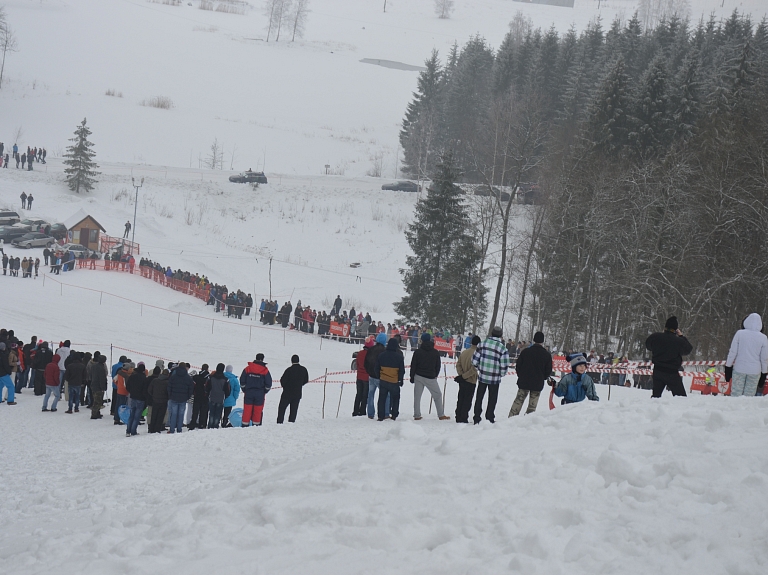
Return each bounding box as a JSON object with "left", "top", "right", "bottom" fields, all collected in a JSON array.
[{"left": 62, "top": 208, "right": 106, "bottom": 232}]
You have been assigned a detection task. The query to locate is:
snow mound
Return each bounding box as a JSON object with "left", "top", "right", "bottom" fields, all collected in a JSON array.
[{"left": 2, "top": 393, "right": 767, "bottom": 574}]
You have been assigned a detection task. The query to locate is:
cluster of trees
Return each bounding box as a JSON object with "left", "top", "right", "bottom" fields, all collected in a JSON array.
[
  {"left": 399, "top": 10, "right": 768, "bottom": 357},
  {"left": 264, "top": 0, "right": 310, "bottom": 42}
]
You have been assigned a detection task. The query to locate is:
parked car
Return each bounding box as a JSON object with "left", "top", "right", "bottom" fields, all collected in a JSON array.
[
  {"left": 13, "top": 218, "right": 49, "bottom": 232},
  {"left": 229, "top": 170, "right": 268, "bottom": 184},
  {"left": 0, "top": 226, "right": 29, "bottom": 243},
  {"left": 381, "top": 180, "right": 419, "bottom": 193},
  {"left": 47, "top": 223, "right": 68, "bottom": 241},
  {"left": 516, "top": 183, "right": 544, "bottom": 205},
  {"left": 0, "top": 211, "right": 20, "bottom": 226},
  {"left": 473, "top": 185, "right": 512, "bottom": 202},
  {"left": 12, "top": 233, "right": 56, "bottom": 249},
  {"left": 52, "top": 243, "right": 97, "bottom": 258}
]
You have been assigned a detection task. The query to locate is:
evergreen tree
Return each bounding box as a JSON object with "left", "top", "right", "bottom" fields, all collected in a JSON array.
[
  {"left": 586, "top": 57, "right": 631, "bottom": 157},
  {"left": 669, "top": 53, "right": 700, "bottom": 142},
  {"left": 394, "top": 153, "right": 485, "bottom": 331},
  {"left": 492, "top": 32, "right": 516, "bottom": 97},
  {"left": 63, "top": 118, "right": 100, "bottom": 193},
  {"left": 400, "top": 50, "right": 444, "bottom": 179},
  {"left": 629, "top": 56, "right": 671, "bottom": 158}
]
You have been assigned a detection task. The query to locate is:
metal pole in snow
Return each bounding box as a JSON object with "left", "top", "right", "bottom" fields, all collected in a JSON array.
[
  {"left": 442, "top": 365, "right": 447, "bottom": 411},
  {"left": 322, "top": 368, "right": 328, "bottom": 419},
  {"left": 336, "top": 382, "right": 344, "bottom": 418}
]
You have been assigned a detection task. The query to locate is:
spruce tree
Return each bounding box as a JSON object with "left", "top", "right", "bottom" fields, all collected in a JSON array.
[
  {"left": 400, "top": 50, "right": 444, "bottom": 179},
  {"left": 63, "top": 118, "right": 100, "bottom": 193},
  {"left": 586, "top": 57, "right": 631, "bottom": 157},
  {"left": 629, "top": 56, "right": 670, "bottom": 158},
  {"left": 395, "top": 153, "right": 485, "bottom": 332}
]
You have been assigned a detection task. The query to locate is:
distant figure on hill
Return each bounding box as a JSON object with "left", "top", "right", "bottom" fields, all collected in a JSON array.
[{"left": 123, "top": 221, "right": 131, "bottom": 238}]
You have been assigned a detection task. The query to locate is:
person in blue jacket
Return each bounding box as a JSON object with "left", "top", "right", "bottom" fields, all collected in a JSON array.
[
  {"left": 554, "top": 354, "right": 599, "bottom": 404},
  {"left": 223, "top": 364, "right": 240, "bottom": 428}
]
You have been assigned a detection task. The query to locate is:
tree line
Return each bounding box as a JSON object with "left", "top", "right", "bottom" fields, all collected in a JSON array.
[{"left": 398, "top": 10, "right": 768, "bottom": 358}]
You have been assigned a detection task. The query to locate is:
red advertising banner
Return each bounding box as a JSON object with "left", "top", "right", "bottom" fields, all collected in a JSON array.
[
  {"left": 690, "top": 372, "right": 730, "bottom": 396},
  {"left": 433, "top": 337, "right": 455, "bottom": 357},
  {"left": 329, "top": 321, "right": 350, "bottom": 338}
]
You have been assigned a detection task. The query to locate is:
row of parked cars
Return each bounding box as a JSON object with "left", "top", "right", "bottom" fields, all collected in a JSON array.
[{"left": 0, "top": 211, "right": 96, "bottom": 256}]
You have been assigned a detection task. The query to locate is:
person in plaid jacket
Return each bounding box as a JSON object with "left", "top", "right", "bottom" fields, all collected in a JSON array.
[{"left": 471, "top": 326, "right": 510, "bottom": 424}]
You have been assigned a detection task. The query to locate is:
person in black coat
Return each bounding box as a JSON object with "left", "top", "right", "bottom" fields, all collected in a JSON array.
[
  {"left": 125, "top": 365, "right": 149, "bottom": 436},
  {"left": 189, "top": 365, "right": 210, "bottom": 430},
  {"left": 509, "top": 332, "right": 553, "bottom": 416},
  {"left": 410, "top": 333, "right": 448, "bottom": 420},
  {"left": 277, "top": 355, "right": 309, "bottom": 423},
  {"left": 645, "top": 316, "right": 693, "bottom": 398}
]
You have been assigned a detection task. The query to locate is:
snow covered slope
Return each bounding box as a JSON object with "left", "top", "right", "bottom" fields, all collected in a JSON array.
[
  {"left": 1, "top": 0, "right": 765, "bottom": 175},
  {"left": 2, "top": 381, "right": 767, "bottom": 574}
]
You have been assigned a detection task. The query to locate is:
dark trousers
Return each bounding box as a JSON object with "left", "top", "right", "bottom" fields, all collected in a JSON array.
[
  {"left": 378, "top": 381, "right": 401, "bottom": 420},
  {"left": 190, "top": 398, "right": 209, "bottom": 429},
  {"left": 113, "top": 393, "right": 128, "bottom": 423},
  {"left": 149, "top": 401, "right": 167, "bottom": 432},
  {"left": 353, "top": 379, "right": 369, "bottom": 415},
  {"left": 223, "top": 406, "right": 233, "bottom": 428},
  {"left": 111, "top": 388, "right": 117, "bottom": 414},
  {"left": 651, "top": 370, "right": 687, "bottom": 398},
  {"left": 473, "top": 382, "right": 499, "bottom": 424},
  {"left": 277, "top": 393, "right": 301, "bottom": 423},
  {"left": 455, "top": 380, "right": 476, "bottom": 423}
]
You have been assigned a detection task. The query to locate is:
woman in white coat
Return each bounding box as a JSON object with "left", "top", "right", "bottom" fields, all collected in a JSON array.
[{"left": 725, "top": 313, "right": 768, "bottom": 397}]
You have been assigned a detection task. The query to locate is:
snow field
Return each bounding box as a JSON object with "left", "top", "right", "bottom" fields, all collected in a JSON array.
[{"left": 2, "top": 379, "right": 767, "bottom": 574}]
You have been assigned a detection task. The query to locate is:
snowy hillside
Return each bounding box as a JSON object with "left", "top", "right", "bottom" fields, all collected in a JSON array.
[
  {"left": 0, "top": 0, "right": 765, "bottom": 175},
  {"left": 3, "top": 382, "right": 768, "bottom": 574}
]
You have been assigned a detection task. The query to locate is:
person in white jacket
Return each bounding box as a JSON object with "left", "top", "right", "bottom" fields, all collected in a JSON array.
[{"left": 725, "top": 313, "right": 768, "bottom": 397}]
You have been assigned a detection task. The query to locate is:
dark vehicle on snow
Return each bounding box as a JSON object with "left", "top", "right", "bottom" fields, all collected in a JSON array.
[
  {"left": 229, "top": 170, "right": 268, "bottom": 184},
  {"left": 0, "top": 226, "right": 29, "bottom": 243},
  {"left": 381, "top": 181, "right": 419, "bottom": 193},
  {"left": 473, "top": 185, "right": 512, "bottom": 202},
  {"left": 517, "top": 183, "right": 544, "bottom": 205}
]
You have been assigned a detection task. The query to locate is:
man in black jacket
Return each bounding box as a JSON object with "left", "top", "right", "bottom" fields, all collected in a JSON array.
[
  {"left": 277, "top": 355, "right": 309, "bottom": 423},
  {"left": 90, "top": 355, "right": 109, "bottom": 419},
  {"left": 646, "top": 316, "right": 693, "bottom": 397},
  {"left": 509, "top": 332, "right": 552, "bottom": 416},
  {"left": 126, "top": 365, "right": 149, "bottom": 436},
  {"left": 189, "top": 365, "right": 210, "bottom": 430},
  {"left": 64, "top": 354, "right": 86, "bottom": 413},
  {"left": 410, "top": 333, "right": 449, "bottom": 420}
]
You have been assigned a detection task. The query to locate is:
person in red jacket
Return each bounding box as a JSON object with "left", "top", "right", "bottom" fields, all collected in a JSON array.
[
  {"left": 239, "top": 354, "right": 272, "bottom": 426},
  {"left": 353, "top": 338, "right": 373, "bottom": 416},
  {"left": 42, "top": 355, "right": 61, "bottom": 411}
]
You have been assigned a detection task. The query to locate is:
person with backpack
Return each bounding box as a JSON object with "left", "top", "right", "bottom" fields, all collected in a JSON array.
[
  {"left": 554, "top": 355, "right": 600, "bottom": 404},
  {"left": 374, "top": 338, "right": 405, "bottom": 421},
  {"left": 240, "top": 353, "right": 272, "bottom": 427},
  {"left": 207, "top": 364, "right": 231, "bottom": 429},
  {"left": 365, "top": 333, "right": 389, "bottom": 419},
  {"left": 455, "top": 335, "right": 481, "bottom": 423},
  {"left": 509, "top": 331, "right": 552, "bottom": 416}
]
